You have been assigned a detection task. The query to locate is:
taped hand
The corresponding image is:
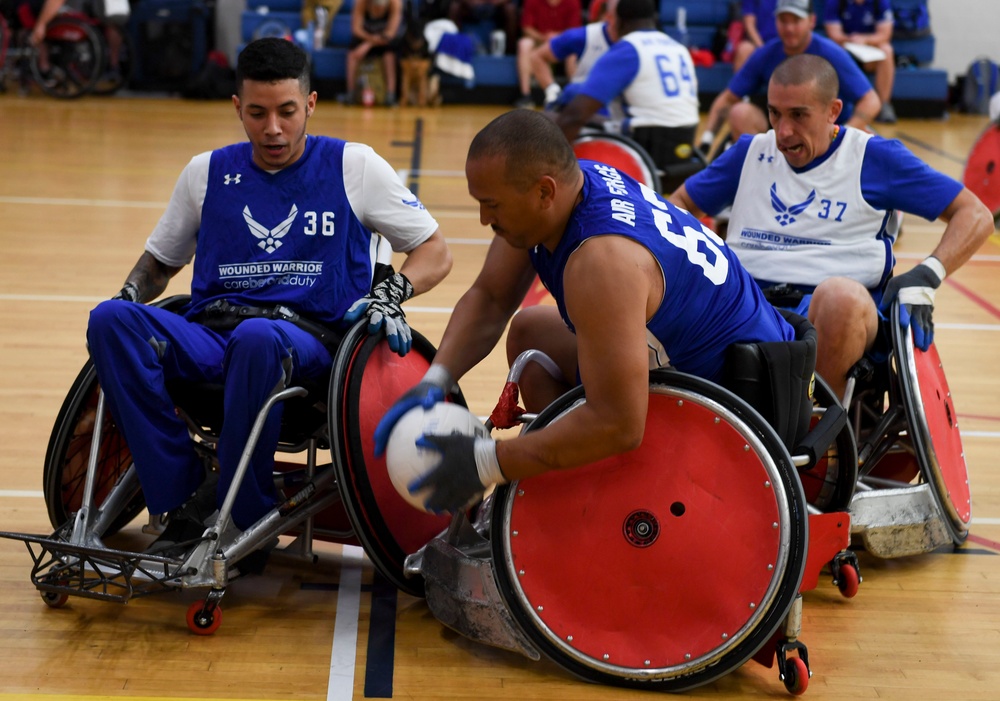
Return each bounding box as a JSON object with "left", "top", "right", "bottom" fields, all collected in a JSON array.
[
  {"left": 112, "top": 281, "right": 140, "bottom": 303},
  {"left": 879, "top": 258, "right": 944, "bottom": 352},
  {"left": 410, "top": 434, "right": 505, "bottom": 514},
  {"left": 344, "top": 272, "right": 414, "bottom": 355}
]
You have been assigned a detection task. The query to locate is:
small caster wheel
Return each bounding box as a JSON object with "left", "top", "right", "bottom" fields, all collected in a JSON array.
[
  {"left": 186, "top": 600, "right": 222, "bottom": 635},
  {"left": 783, "top": 656, "right": 810, "bottom": 695},
  {"left": 40, "top": 589, "right": 69, "bottom": 609},
  {"left": 836, "top": 562, "right": 860, "bottom": 598}
]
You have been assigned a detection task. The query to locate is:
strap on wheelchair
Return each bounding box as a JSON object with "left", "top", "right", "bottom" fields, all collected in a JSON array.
[
  {"left": 195, "top": 299, "right": 343, "bottom": 351},
  {"left": 722, "top": 311, "right": 817, "bottom": 451},
  {"left": 760, "top": 283, "right": 809, "bottom": 309}
]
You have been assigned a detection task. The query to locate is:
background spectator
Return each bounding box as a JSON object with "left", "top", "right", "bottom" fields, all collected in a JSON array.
[
  {"left": 515, "top": 0, "right": 582, "bottom": 107},
  {"left": 824, "top": 0, "right": 897, "bottom": 123},
  {"left": 344, "top": 0, "right": 404, "bottom": 105},
  {"left": 734, "top": 0, "right": 777, "bottom": 71}
]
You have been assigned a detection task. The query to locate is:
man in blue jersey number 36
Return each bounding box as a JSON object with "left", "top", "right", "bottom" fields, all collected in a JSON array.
[{"left": 86, "top": 38, "right": 453, "bottom": 552}]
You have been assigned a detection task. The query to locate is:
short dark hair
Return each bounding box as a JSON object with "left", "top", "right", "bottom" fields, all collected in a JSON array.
[
  {"left": 615, "top": 0, "right": 656, "bottom": 23},
  {"left": 236, "top": 38, "right": 310, "bottom": 94},
  {"left": 468, "top": 110, "right": 580, "bottom": 191},
  {"left": 770, "top": 54, "right": 839, "bottom": 104}
]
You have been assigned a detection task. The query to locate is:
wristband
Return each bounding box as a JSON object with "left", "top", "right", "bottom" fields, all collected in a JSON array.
[
  {"left": 921, "top": 256, "right": 946, "bottom": 283},
  {"left": 473, "top": 437, "right": 507, "bottom": 487},
  {"left": 422, "top": 364, "right": 454, "bottom": 392},
  {"left": 699, "top": 130, "right": 715, "bottom": 147}
]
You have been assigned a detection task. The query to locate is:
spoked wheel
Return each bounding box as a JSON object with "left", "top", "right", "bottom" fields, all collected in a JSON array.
[
  {"left": 186, "top": 599, "right": 222, "bottom": 635},
  {"left": 43, "top": 361, "right": 146, "bottom": 534},
  {"left": 490, "top": 371, "right": 809, "bottom": 692},
  {"left": 30, "top": 15, "right": 103, "bottom": 98},
  {"left": 91, "top": 21, "right": 134, "bottom": 95}
]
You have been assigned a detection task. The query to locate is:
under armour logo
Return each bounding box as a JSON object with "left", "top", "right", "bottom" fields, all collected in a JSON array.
[
  {"left": 244, "top": 204, "right": 298, "bottom": 253},
  {"left": 402, "top": 197, "right": 426, "bottom": 210},
  {"left": 770, "top": 183, "right": 815, "bottom": 226},
  {"left": 757, "top": 154, "right": 775, "bottom": 163},
  {"left": 225, "top": 174, "right": 242, "bottom": 185}
]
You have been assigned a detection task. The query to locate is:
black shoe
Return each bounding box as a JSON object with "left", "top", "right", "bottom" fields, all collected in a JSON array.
[
  {"left": 145, "top": 471, "right": 218, "bottom": 555},
  {"left": 145, "top": 512, "right": 207, "bottom": 556}
]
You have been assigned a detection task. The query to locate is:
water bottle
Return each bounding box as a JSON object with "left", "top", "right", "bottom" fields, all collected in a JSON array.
[
  {"left": 677, "top": 6, "right": 689, "bottom": 48},
  {"left": 360, "top": 75, "right": 375, "bottom": 107},
  {"left": 490, "top": 29, "right": 506, "bottom": 57},
  {"left": 314, "top": 6, "right": 328, "bottom": 50}
]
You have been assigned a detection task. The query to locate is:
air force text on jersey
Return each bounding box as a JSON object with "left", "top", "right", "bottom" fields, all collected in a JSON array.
[
  {"left": 594, "top": 164, "right": 638, "bottom": 226},
  {"left": 217, "top": 260, "right": 323, "bottom": 289}
]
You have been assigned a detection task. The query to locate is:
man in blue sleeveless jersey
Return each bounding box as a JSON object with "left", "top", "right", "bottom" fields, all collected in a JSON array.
[
  {"left": 86, "top": 38, "right": 452, "bottom": 549},
  {"left": 671, "top": 54, "right": 993, "bottom": 400},
  {"left": 373, "top": 109, "right": 796, "bottom": 514},
  {"left": 552, "top": 0, "right": 700, "bottom": 191},
  {"left": 699, "top": 0, "right": 880, "bottom": 153}
]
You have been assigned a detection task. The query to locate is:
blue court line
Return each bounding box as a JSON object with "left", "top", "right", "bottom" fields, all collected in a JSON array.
[
  {"left": 301, "top": 571, "right": 398, "bottom": 698},
  {"left": 392, "top": 117, "right": 425, "bottom": 197},
  {"left": 364, "top": 572, "right": 398, "bottom": 698},
  {"left": 895, "top": 132, "right": 968, "bottom": 166}
]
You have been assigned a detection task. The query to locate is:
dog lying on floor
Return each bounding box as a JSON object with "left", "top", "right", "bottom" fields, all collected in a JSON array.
[{"left": 399, "top": 21, "right": 440, "bottom": 107}]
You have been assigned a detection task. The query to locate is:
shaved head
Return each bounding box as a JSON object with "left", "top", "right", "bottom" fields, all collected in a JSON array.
[
  {"left": 770, "top": 54, "right": 839, "bottom": 104},
  {"left": 467, "top": 110, "right": 580, "bottom": 191}
]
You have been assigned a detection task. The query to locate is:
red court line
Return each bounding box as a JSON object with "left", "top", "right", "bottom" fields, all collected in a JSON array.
[
  {"left": 945, "top": 277, "right": 1000, "bottom": 321},
  {"left": 967, "top": 534, "right": 1000, "bottom": 553}
]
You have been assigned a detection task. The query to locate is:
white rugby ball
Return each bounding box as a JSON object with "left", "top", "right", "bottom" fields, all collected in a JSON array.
[{"left": 385, "top": 401, "right": 489, "bottom": 512}]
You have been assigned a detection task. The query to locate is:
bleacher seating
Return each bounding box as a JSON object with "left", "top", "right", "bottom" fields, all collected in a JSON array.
[{"left": 228, "top": 0, "right": 945, "bottom": 115}]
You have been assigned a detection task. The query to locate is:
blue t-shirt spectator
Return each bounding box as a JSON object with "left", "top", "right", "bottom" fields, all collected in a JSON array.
[
  {"left": 742, "top": 0, "right": 779, "bottom": 43},
  {"left": 824, "top": 0, "right": 894, "bottom": 36},
  {"left": 728, "top": 33, "right": 874, "bottom": 123}
]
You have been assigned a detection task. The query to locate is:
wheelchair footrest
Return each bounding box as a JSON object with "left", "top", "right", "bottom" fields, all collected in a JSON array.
[
  {"left": 0, "top": 530, "right": 190, "bottom": 604},
  {"left": 420, "top": 535, "right": 541, "bottom": 662},
  {"left": 848, "top": 484, "right": 953, "bottom": 557}
]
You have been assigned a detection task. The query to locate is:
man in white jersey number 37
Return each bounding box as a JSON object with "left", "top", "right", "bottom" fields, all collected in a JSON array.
[{"left": 670, "top": 54, "right": 993, "bottom": 400}]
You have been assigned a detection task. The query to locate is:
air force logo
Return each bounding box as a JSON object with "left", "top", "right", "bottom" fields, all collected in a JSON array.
[
  {"left": 244, "top": 204, "right": 298, "bottom": 253},
  {"left": 770, "top": 183, "right": 815, "bottom": 226}
]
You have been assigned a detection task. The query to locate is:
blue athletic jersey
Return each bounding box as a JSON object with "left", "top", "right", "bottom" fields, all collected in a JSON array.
[
  {"left": 530, "top": 160, "right": 795, "bottom": 382},
  {"left": 683, "top": 129, "right": 963, "bottom": 290},
  {"left": 742, "top": 0, "right": 779, "bottom": 43},
  {"left": 728, "top": 33, "right": 873, "bottom": 123},
  {"left": 824, "top": 0, "right": 893, "bottom": 35},
  {"left": 188, "top": 136, "right": 375, "bottom": 327}
]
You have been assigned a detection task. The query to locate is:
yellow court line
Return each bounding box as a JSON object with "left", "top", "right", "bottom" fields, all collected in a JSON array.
[{"left": 0, "top": 697, "right": 280, "bottom": 701}]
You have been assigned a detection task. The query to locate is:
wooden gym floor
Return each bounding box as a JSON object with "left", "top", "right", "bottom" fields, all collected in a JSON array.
[{"left": 0, "top": 93, "right": 999, "bottom": 701}]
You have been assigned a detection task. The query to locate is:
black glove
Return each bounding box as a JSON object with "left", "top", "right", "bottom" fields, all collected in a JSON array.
[
  {"left": 112, "top": 281, "right": 140, "bottom": 302},
  {"left": 879, "top": 257, "right": 944, "bottom": 352},
  {"left": 343, "top": 272, "right": 414, "bottom": 356},
  {"left": 409, "top": 434, "right": 505, "bottom": 514},
  {"left": 373, "top": 365, "right": 453, "bottom": 456}
]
